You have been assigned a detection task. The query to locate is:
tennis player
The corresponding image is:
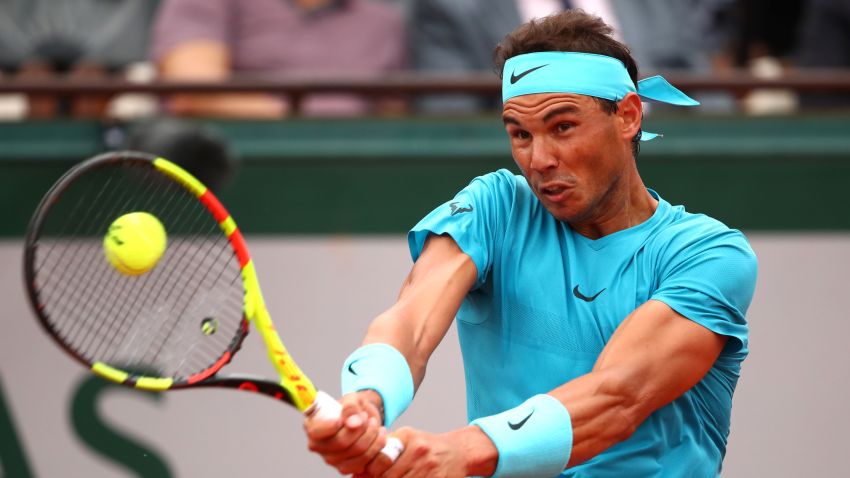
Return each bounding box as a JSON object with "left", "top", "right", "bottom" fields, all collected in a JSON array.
[{"left": 305, "top": 10, "right": 757, "bottom": 478}]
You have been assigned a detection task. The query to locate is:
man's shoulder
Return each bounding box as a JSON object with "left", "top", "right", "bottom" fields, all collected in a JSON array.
[
  {"left": 662, "top": 204, "right": 734, "bottom": 236},
  {"left": 466, "top": 169, "right": 526, "bottom": 195},
  {"left": 652, "top": 202, "right": 756, "bottom": 261}
]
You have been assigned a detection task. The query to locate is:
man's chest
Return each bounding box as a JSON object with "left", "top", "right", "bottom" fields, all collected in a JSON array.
[{"left": 490, "top": 235, "right": 658, "bottom": 355}]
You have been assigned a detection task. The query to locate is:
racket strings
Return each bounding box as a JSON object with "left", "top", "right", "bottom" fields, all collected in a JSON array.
[
  {"left": 129, "top": 222, "right": 237, "bottom": 372},
  {"left": 41, "top": 164, "right": 163, "bottom": 354},
  {"left": 95, "top": 175, "right": 213, "bottom": 362},
  {"left": 39, "top": 172, "right": 129, "bottom": 313},
  {"left": 158, "top": 236, "right": 243, "bottom": 373},
  {"left": 36, "top": 172, "right": 117, "bottom": 282},
  {"left": 90, "top": 174, "right": 204, "bottom": 364},
  {"left": 109, "top": 176, "right": 244, "bottom": 378},
  {"left": 59, "top": 165, "right": 176, "bottom": 356},
  {"left": 144, "top": 208, "right": 231, "bottom": 358},
  {"left": 98, "top": 178, "right": 238, "bottom": 374},
  {"left": 46, "top": 167, "right": 154, "bottom": 347},
  {"left": 75, "top": 166, "right": 173, "bottom": 358},
  {"left": 32, "top": 159, "right": 245, "bottom": 381},
  {"left": 155, "top": 244, "right": 243, "bottom": 375}
]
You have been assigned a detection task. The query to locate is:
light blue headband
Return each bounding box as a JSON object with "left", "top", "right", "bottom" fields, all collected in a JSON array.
[{"left": 502, "top": 52, "right": 699, "bottom": 141}]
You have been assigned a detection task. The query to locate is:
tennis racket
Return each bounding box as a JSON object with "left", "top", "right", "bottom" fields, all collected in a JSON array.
[{"left": 23, "top": 151, "right": 402, "bottom": 459}]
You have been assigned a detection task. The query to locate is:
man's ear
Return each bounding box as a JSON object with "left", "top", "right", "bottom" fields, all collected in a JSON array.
[{"left": 618, "top": 92, "right": 643, "bottom": 141}]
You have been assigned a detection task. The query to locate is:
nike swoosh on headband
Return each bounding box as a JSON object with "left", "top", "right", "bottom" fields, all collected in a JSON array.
[
  {"left": 510, "top": 64, "right": 549, "bottom": 84},
  {"left": 502, "top": 52, "right": 699, "bottom": 140}
]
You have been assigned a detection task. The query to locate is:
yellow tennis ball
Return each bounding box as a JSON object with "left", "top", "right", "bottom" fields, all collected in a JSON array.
[{"left": 103, "top": 212, "right": 167, "bottom": 275}]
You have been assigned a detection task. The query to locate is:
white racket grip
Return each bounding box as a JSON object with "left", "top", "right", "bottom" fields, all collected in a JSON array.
[
  {"left": 307, "top": 390, "right": 343, "bottom": 421},
  {"left": 306, "top": 390, "right": 405, "bottom": 462}
]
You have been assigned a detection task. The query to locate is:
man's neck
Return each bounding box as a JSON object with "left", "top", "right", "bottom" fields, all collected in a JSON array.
[{"left": 570, "top": 171, "right": 658, "bottom": 240}]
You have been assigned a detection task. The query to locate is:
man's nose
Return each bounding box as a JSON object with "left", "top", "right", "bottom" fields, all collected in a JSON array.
[{"left": 529, "top": 138, "right": 559, "bottom": 172}]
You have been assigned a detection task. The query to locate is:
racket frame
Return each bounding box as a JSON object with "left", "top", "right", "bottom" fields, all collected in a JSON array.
[{"left": 23, "top": 151, "right": 318, "bottom": 411}]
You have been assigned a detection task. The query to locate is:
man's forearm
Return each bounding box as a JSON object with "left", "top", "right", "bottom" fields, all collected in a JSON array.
[
  {"left": 551, "top": 369, "right": 642, "bottom": 467},
  {"left": 362, "top": 310, "right": 428, "bottom": 387}
]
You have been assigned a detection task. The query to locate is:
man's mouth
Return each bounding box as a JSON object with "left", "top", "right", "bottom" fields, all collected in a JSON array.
[
  {"left": 538, "top": 183, "right": 573, "bottom": 202},
  {"left": 541, "top": 184, "right": 566, "bottom": 194}
]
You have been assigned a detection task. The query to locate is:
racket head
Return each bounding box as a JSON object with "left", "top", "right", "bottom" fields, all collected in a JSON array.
[{"left": 24, "top": 151, "right": 251, "bottom": 392}]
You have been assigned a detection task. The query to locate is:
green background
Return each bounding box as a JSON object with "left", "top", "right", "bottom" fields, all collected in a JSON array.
[{"left": 2, "top": 114, "right": 849, "bottom": 236}]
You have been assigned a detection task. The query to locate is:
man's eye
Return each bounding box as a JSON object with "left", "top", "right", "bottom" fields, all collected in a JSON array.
[
  {"left": 515, "top": 131, "right": 530, "bottom": 139},
  {"left": 557, "top": 123, "right": 572, "bottom": 132}
]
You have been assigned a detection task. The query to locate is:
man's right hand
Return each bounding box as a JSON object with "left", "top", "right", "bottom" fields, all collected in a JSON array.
[{"left": 304, "top": 390, "right": 387, "bottom": 475}]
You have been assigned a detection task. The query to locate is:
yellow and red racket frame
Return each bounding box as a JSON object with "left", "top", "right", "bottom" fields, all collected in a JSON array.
[{"left": 24, "top": 151, "right": 318, "bottom": 412}]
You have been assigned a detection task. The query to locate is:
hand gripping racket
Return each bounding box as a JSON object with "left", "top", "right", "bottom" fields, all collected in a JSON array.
[{"left": 23, "top": 151, "right": 402, "bottom": 459}]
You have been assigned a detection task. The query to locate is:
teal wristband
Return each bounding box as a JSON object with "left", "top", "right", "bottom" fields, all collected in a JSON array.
[
  {"left": 341, "top": 343, "right": 414, "bottom": 427},
  {"left": 470, "top": 394, "right": 572, "bottom": 478}
]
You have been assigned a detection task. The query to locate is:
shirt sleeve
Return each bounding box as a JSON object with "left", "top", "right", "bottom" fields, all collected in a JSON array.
[
  {"left": 407, "top": 169, "right": 516, "bottom": 289},
  {"left": 650, "top": 226, "right": 758, "bottom": 358},
  {"left": 149, "top": 0, "right": 231, "bottom": 62}
]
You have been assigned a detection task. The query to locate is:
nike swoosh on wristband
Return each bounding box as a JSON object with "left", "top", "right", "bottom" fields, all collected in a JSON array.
[
  {"left": 347, "top": 361, "right": 358, "bottom": 376},
  {"left": 508, "top": 410, "right": 534, "bottom": 430},
  {"left": 573, "top": 285, "right": 606, "bottom": 302},
  {"left": 510, "top": 64, "right": 549, "bottom": 84}
]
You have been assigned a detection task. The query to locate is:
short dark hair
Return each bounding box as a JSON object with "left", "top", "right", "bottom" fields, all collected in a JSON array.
[{"left": 494, "top": 10, "right": 642, "bottom": 158}]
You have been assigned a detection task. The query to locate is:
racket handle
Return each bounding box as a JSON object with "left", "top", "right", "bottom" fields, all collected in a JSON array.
[
  {"left": 307, "top": 390, "right": 405, "bottom": 462},
  {"left": 308, "top": 390, "right": 343, "bottom": 420}
]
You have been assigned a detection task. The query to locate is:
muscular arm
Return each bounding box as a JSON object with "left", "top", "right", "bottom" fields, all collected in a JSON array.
[
  {"left": 304, "top": 234, "right": 476, "bottom": 475},
  {"left": 554, "top": 300, "right": 727, "bottom": 466},
  {"left": 158, "top": 40, "right": 286, "bottom": 118},
  {"left": 362, "top": 234, "right": 477, "bottom": 389},
  {"left": 368, "top": 297, "right": 730, "bottom": 478},
  {"left": 452, "top": 300, "right": 729, "bottom": 475}
]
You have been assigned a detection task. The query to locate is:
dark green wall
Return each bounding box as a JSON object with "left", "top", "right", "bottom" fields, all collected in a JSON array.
[{"left": 2, "top": 114, "right": 849, "bottom": 236}]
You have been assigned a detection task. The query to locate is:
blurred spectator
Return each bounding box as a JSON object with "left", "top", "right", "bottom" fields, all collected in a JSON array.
[
  {"left": 612, "top": 0, "right": 720, "bottom": 72},
  {"left": 409, "top": 0, "right": 734, "bottom": 114},
  {"left": 612, "top": 0, "right": 739, "bottom": 113},
  {"left": 0, "top": 0, "right": 159, "bottom": 118},
  {"left": 718, "top": 0, "right": 803, "bottom": 114},
  {"left": 150, "top": 0, "right": 407, "bottom": 118},
  {"left": 409, "top": 0, "right": 563, "bottom": 113},
  {"left": 730, "top": 0, "right": 805, "bottom": 67},
  {"left": 795, "top": 0, "right": 850, "bottom": 109}
]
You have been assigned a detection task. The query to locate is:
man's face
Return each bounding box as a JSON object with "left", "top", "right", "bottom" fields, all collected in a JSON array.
[{"left": 502, "top": 92, "right": 638, "bottom": 224}]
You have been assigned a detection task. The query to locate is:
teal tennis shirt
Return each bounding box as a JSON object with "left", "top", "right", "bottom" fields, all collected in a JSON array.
[{"left": 408, "top": 170, "right": 757, "bottom": 477}]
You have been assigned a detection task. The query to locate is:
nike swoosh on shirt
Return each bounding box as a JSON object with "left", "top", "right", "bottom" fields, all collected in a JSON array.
[{"left": 573, "top": 285, "right": 606, "bottom": 302}]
